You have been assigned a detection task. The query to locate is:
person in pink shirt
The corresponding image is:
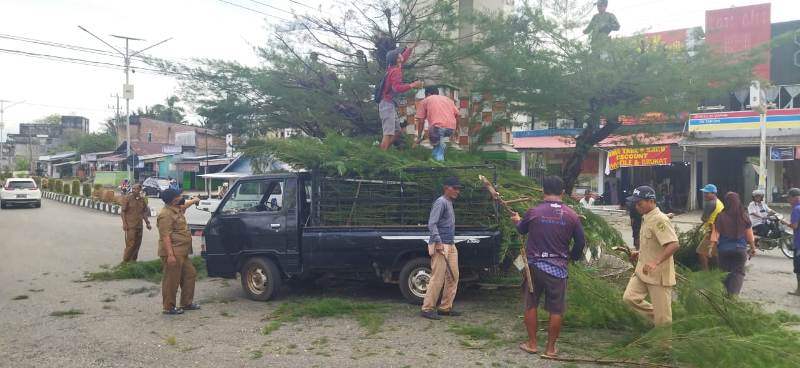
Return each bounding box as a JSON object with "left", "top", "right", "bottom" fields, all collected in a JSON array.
[
  {"left": 378, "top": 45, "right": 423, "bottom": 150},
  {"left": 414, "top": 86, "right": 460, "bottom": 161}
]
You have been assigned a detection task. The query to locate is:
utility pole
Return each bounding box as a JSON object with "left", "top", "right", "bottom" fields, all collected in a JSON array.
[
  {"left": 0, "top": 99, "right": 25, "bottom": 169},
  {"left": 78, "top": 26, "right": 171, "bottom": 183},
  {"left": 109, "top": 93, "right": 121, "bottom": 138},
  {"left": 750, "top": 81, "right": 769, "bottom": 198}
]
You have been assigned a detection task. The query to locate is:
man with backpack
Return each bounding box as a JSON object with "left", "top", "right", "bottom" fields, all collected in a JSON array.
[{"left": 376, "top": 44, "right": 423, "bottom": 151}]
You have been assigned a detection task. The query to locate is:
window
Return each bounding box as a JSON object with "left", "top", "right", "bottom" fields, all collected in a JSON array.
[
  {"left": 220, "top": 180, "right": 284, "bottom": 214},
  {"left": 145, "top": 132, "right": 153, "bottom": 143}
]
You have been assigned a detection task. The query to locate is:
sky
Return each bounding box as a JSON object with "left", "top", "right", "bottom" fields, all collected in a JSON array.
[{"left": 1, "top": 0, "right": 799, "bottom": 140}]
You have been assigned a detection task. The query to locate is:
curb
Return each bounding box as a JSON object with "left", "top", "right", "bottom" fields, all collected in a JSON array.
[{"left": 43, "top": 190, "right": 120, "bottom": 216}]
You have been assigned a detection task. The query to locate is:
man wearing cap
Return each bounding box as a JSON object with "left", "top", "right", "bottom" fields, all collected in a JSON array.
[
  {"left": 157, "top": 189, "right": 201, "bottom": 315},
  {"left": 623, "top": 186, "right": 680, "bottom": 327},
  {"left": 379, "top": 44, "right": 423, "bottom": 151},
  {"left": 120, "top": 183, "right": 151, "bottom": 263},
  {"left": 781, "top": 188, "right": 800, "bottom": 296},
  {"left": 583, "top": 0, "right": 620, "bottom": 47},
  {"left": 421, "top": 176, "right": 463, "bottom": 320},
  {"left": 697, "top": 184, "right": 724, "bottom": 271}
]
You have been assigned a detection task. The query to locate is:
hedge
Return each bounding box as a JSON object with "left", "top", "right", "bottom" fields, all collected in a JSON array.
[
  {"left": 71, "top": 180, "right": 81, "bottom": 196},
  {"left": 82, "top": 183, "right": 92, "bottom": 198}
]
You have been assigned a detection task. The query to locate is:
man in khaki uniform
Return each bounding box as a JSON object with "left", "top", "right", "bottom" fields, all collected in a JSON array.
[
  {"left": 120, "top": 183, "right": 151, "bottom": 262},
  {"left": 623, "top": 186, "right": 680, "bottom": 326},
  {"left": 157, "top": 188, "right": 201, "bottom": 315}
]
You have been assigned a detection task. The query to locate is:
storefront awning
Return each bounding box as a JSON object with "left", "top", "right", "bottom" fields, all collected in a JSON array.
[
  {"left": 680, "top": 135, "right": 800, "bottom": 148},
  {"left": 138, "top": 153, "right": 176, "bottom": 163},
  {"left": 513, "top": 132, "right": 681, "bottom": 150},
  {"left": 97, "top": 154, "right": 127, "bottom": 163},
  {"left": 53, "top": 160, "right": 80, "bottom": 167},
  {"left": 513, "top": 136, "right": 576, "bottom": 149}
]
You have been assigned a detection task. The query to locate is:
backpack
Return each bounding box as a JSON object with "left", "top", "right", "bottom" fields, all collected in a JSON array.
[{"left": 373, "top": 72, "right": 388, "bottom": 104}]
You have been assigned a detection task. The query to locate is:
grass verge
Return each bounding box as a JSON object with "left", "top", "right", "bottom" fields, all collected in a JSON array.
[
  {"left": 263, "top": 297, "right": 392, "bottom": 336},
  {"left": 84, "top": 256, "right": 207, "bottom": 283}
]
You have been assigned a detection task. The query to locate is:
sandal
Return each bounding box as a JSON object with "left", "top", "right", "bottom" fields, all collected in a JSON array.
[
  {"left": 540, "top": 348, "right": 559, "bottom": 359},
  {"left": 519, "top": 342, "right": 538, "bottom": 354},
  {"left": 180, "top": 303, "right": 201, "bottom": 311},
  {"left": 162, "top": 307, "right": 184, "bottom": 315}
]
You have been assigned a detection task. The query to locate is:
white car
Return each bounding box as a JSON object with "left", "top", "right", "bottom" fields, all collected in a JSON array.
[{"left": 0, "top": 178, "right": 42, "bottom": 209}]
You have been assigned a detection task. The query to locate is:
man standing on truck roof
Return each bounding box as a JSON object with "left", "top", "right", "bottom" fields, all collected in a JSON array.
[
  {"left": 414, "top": 86, "right": 459, "bottom": 161},
  {"left": 120, "top": 183, "right": 151, "bottom": 263},
  {"left": 511, "top": 175, "right": 586, "bottom": 358},
  {"left": 157, "top": 189, "right": 202, "bottom": 315},
  {"left": 378, "top": 44, "right": 423, "bottom": 151},
  {"left": 421, "top": 176, "right": 463, "bottom": 320}
]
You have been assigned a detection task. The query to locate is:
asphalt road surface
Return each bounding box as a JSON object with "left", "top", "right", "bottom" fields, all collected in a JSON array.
[{"left": 0, "top": 199, "right": 564, "bottom": 368}]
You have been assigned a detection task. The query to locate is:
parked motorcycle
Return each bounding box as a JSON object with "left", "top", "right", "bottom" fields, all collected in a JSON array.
[{"left": 754, "top": 213, "right": 795, "bottom": 259}]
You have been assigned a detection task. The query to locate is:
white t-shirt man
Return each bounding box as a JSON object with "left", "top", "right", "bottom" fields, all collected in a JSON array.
[
  {"left": 747, "top": 200, "right": 771, "bottom": 226},
  {"left": 579, "top": 197, "right": 595, "bottom": 208}
]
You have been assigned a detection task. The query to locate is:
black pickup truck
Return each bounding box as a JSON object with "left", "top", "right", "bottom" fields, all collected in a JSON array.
[{"left": 200, "top": 166, "right": 502, "bottom": 304}]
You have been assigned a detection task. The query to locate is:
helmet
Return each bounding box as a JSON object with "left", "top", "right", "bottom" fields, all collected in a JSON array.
[{"left": 752, "top": 189, "right": 765, "bottom": 197}]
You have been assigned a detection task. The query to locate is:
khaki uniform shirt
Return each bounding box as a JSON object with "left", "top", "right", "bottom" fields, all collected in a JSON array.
[
  {"left": 635, "top": 207, "right": 678, "bottom": 286},
  {"left": 121, "top": 193, "right": 148, "bottom": 229},
  {"left": 157, "top": 205, "right": 192, "bottom": 257}
]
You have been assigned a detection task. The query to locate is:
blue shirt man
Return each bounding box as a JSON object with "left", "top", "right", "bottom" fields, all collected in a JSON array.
[{"left": 785, "top": 188, "right": 800, "bottom": 296}]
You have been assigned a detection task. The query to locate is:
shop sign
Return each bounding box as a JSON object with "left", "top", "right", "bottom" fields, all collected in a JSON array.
[
  {"left": 607, "top": 145, "right": 671, "bottom": 170},
  {"left": 688, "top": 108, "right": 800, "bottom": 132},
  {"left": 770, "top": 146, "right": 795, "bottom": 161}
]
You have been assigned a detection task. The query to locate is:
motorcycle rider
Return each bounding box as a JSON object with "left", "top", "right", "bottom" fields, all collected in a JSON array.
[{"left": 748, "top": 189, "right": 773, "bottom": 239}]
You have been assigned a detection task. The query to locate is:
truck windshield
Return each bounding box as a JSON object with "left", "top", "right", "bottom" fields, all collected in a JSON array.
[{"left": 220, "top": 179, "right": 284, "bottom": 214}]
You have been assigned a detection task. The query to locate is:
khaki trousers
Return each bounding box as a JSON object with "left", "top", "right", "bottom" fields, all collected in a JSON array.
[
  {"left": 422, "top": 244, "right": 459, "bottom": 312},
  {"left": 160, "top": 254, "right": 197, "bottom": 310},
  {"left": 623, "top": 274, "right": 673, "bottom": 326},
  {"left": 123, "top": 227, "right": 143, "bottom": 262}
]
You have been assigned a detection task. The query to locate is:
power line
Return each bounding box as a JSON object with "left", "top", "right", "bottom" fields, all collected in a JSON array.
[
  {"left": 0, "top": 47, "right": 186, "bottom": 77},
  {"left": 245, "top": 0, "right": 294, "bottom": 16},
  {"left": 287, "top": 0, "right": 318, "bottom": 11},
  {"left": 216, "top": 0, "right": 293, "bottom": 22}
]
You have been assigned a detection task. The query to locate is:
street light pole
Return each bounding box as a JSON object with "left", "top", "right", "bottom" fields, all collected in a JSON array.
[
  {"left": 750, "top": 81, "right": 768, "bottom": 197},
  {"left": 78, "top": 26, "right": 171, "bottom": 183}
]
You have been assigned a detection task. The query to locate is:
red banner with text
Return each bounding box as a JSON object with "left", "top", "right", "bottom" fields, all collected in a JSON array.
[{"left": 607, "top": 145, "right": 671, "bottom": 171}]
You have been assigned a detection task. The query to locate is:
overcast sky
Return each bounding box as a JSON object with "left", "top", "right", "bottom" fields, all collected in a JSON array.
[{"left": 1, "top": 0, "right": 798, "bottom": 139}]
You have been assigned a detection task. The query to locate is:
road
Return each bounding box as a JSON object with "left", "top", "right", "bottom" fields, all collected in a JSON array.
[
  {"left": 0, "top": 199, "right": 562, "bottom": 368},
  {"left": 601, "top": 212, "right": 800, "bottom": 315}
]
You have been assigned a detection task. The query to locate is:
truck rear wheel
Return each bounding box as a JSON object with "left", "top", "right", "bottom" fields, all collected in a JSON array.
[
  {"left": 240, "top": 257, "right": 282, "bottom": 301},
  {"left": 399, "top": 257, "right": 432, "bottom": 305}
]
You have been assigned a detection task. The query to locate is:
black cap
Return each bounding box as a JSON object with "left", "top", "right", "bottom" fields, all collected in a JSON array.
[
  {"left": 160, "top": 188, "right": 181, "bottom": 204},
  {"left": 627, "top": 185, "right": 657, "bottom": 203},
  {"left": 785, "top": 188, "right": 800, "bottom": 198},
  {"left": 443, "top": 176, "right": 463, "bottom": 189},
  {"left": 386, "top": 48, "right": 403, "bottom": 65}
]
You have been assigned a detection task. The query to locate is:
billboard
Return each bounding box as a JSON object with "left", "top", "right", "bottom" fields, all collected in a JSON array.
[
  {"left": 607, "top": 146, "right": 671, "bottom": 171},
  {"left": 705, "top": 3, "right": 772, "bottom": 80},
  {"left": 770, "top": 20, "right": 800, "bottom": 85},
  {"left": 687, "top": 108, "right": 800, "bottom": 132}
]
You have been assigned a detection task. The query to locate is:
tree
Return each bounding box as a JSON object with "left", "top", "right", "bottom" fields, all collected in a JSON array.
[
  {"left": 133, "top": 96, "right": 186, "bottom": 123},
  {"left": 461, "top": 3, "right": 756, "bottom": 192},
  {"left": 35, "top": 114, "right": 61, "bottom": 124},
  {"left": 101, "top": 118, "right": 118, "bottom": 137},
  {"left": 69, "top": 133, "right": 117, "bottom": 154},
  {"left": 15, "top": 157, "right": 30, "bottom": 171},
  {"left": 153, "top": 0, "right": 469, "bottom": 138}
]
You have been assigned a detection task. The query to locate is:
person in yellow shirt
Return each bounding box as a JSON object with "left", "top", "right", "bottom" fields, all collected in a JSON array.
[{"left": 697, "top": 184, "right": 724, "bottom": 271}]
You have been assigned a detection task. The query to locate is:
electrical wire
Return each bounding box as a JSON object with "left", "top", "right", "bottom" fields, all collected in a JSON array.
[
  {"left": 244, "top": 0, "right": 294, "bottom": 16},
  {"left": 216, "top": 0, "right": 293, "bottom": 22},
  {"left": 0, "top": 47, "right": 187, "bottom": 77},
  {"left": 0, "top": 33, "right": 150, "bottom": 61}
]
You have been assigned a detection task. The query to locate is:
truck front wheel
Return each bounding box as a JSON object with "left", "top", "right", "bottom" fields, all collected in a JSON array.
[
  {"left": 398, "top": 257, "right": 432, "bottom": 305},
  {"left": 240, "top": 257, "right": 282, "bottom": 301}
]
